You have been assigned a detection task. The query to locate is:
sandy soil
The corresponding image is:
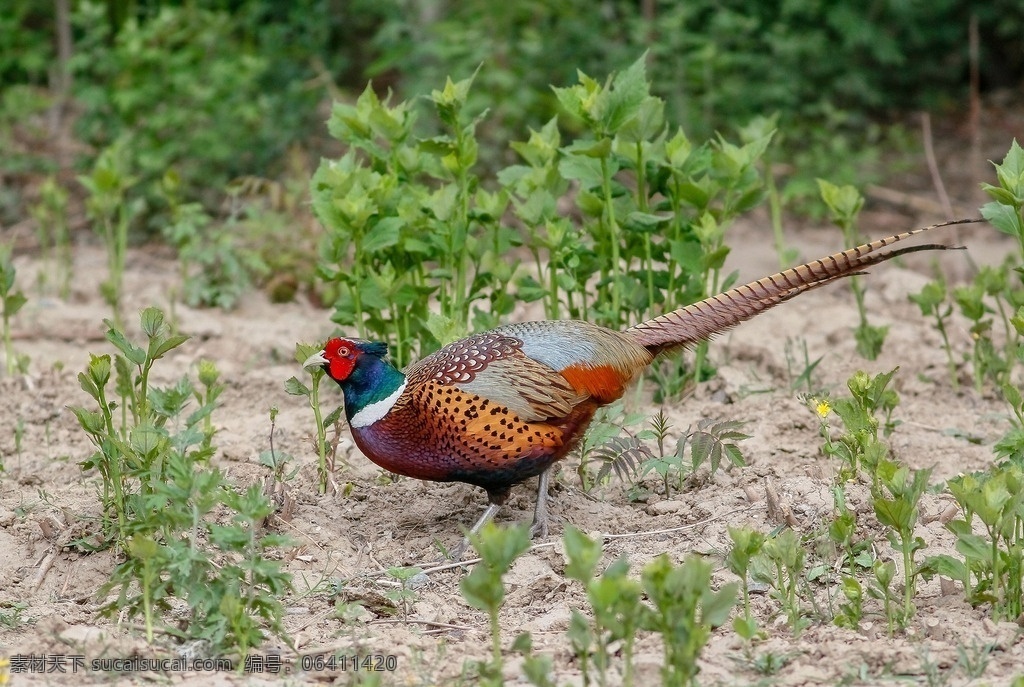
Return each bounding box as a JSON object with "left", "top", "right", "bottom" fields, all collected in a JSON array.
[{"left": 1, "top": 206, "right": 1022, "bottom": 686}]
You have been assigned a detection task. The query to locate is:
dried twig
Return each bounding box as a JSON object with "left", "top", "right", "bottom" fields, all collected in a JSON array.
[{"left": 921, "top": 112, "right": 954, "bottom": 218}]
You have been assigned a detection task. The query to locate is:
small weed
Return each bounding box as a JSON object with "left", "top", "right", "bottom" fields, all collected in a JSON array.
[
  {"left": 785, "top": 336, "right": 825, "bottom": 394},
  {"left": 0, "top": 244, "right": 27, "bottom": 375},
  {"left": 639, "top": 416, "right": 749, "bottom": 497},
  {"left": 0, "top": 601, "right": 29, "bottom": 630},
  {"left": 258, "top": 407, "right": 296, "bottom": 483},
  {"left": 818, "top": 180, "right": 888, "bottom": 360},
  {"left": 574, "top": 400, "right": 648, "bottom": 493},
  {"left": 384, "top": 566, "right": 424, "bottom": 621},
  {"left": 726, "top": 526, "right": 766, "bottom": 641},
  {"left": 908, "top": 278, "right": 958, "bottom": 389},
  {"left": 752, "top": 528, "right": 808, "bottom": 634},
  {"left": 79, "top": 139, "right": 138, "bottom": 328},
  {"left": 287, "top": 342, "right": 346, "bottom": 494},
  {"left": 29, "top": 175, "right": 72, "bottom": 298},
  {"left": 956, "top": 639, "right": 994, "bottom": 680},
  {"left": 459, "top": 522, "right": 532, "bottom": 685},
  {"left": 71, "top": 307, "right": 291, "bottom": 656},
  {"left": 162, "top": 173, "right": 268, "bottom": 310}
]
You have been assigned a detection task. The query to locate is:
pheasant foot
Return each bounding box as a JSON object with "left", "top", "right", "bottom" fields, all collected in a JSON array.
[{"left": 450, "top": 502, "right": 502, "bottom": 560}]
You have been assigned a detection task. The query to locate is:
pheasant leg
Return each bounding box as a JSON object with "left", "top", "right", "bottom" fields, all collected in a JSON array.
[
  {"left": 450, "top": 502, "right": 502, "bottom": 560},
  {"left": 530, "top": 468, "right": 551, "bottom": 539}
]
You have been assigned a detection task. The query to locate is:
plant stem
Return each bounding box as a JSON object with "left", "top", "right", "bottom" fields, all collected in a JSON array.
[{"left": 599, "top": 155, "right": 621, "bottom": 326}]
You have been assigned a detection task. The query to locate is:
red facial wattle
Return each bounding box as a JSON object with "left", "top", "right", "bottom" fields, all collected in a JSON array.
[{"left": 324, "top": 338, "right": 357, "bottom": 381}]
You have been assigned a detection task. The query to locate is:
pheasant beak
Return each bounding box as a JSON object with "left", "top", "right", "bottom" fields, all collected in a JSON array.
[{"left": 303, "top": 350, "right": 329, "bottom": 369}]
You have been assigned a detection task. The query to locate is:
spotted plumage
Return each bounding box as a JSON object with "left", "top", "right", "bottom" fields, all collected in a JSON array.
[{"left": 305, "top": 219, "right": 973, "bottom": 557}]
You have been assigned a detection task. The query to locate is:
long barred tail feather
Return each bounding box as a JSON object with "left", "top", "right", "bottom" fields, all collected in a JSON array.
[{"left": 626, "top": 218, "right": 981, "bottom": 355}]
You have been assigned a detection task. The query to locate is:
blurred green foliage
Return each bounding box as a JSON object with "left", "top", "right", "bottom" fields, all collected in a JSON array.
[{"left": 0, "top": 0, "right": 1021, "bottom": 227}]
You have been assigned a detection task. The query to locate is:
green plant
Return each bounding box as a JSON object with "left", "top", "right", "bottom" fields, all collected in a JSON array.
[
  {"left": 0, "top": 244, "right": 27, "bottom": 375},
  {"left": 955, "top": 640, "right": 994, "bottom": 680},
  {"left": 384, "top": 566, "right": 424, "bottom": 621},
  {"left": 29, "top": 175, "right": 71, "bottom": 298},
  {"left": 867, "top": 559, "right": 900, "bottom": 637},
  {"left": 930, "top": 464, "right": 1024, "bottom": 622},
  {"left": 909, "top": 278, "right": 959, "bottom": 389},
  {"left": 79, "top": 138, "right": 138, "bottom": 328},
  {"left": 71, "top": 307, "right": 291, "bottom": 655},
  {"left": 0, "top": 601, "right": 29, "bottom": 630},
  {"left": 833, "top": 574, "right": 865, "bottom": 630},
  {"left": 287, "top": 343, "right": 346, "bottom": 494},
  {"left": 313, "top": 78, "right": 516, "bottom": 369},
  {"left": 752, "top": 528, "right": 808, "bottom": 634},
  {"left": 871, "top": 459, "right": 931, "bottom": 630},
  {"left": 818, "top": 180, "right": 887, "bottom": 360},
  {"left": 573, "top": 400, "right": 649, "bottom": 494},
  {"left": 72, "top": 5, "right": 297, "bottom": 215},
  {"left": 459, "top": 522, "right": 532, "bottom": 685},
  {"left": 259, "top": 407, "right": 297, "bottom": 484},
  {"left": 726, "top": 526, "right": 766, "bottom": 641},
  {"left": 161, "top": 173, "right": 267, "bottom": 310},
  {"left": 639, "top": 416, "right": 749, "bottom": 497},
  {"left": 785, "top": 337, "right": 824, "bottom": 393},
  {"left": 315, "top": 57, "right": 774, "bottom": 400},
  {"left": 814, "top": 368, "right": 900, "bottom": 483},
  {"left": 563, "top": 525, "right": 649, "bottom": 686},
  {"left": 641, "top": 554, "right": 737, "bottom": 687}
]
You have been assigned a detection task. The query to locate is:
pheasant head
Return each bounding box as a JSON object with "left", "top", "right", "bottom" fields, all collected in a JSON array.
[{"left": 304, "top": 338, "right": 406, "bottom": 428}]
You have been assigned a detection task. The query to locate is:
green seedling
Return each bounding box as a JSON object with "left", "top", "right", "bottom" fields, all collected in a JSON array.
[
  {"left": 785, "top": 337, "right": 824, "bottom": 393},
  {"left": 909, "top": 278, "right": 958, "bottom": 389},
  {"left": 639, "top": 415, "right": 749, "bottom": 497},
  {"left": 511, "top": 632, "right": 556, "bottom": 687},
  {"left": 752, "top": 528, "right": 807, "bottom": 634},
  {"left": 563, "top": 525, "right": 649, "bottom": 687},
  {"left": 79, "top": 139, "right": 138, "bottom": 328},
  {"left": 29, "top": 175, "right": 72, "bottom": 298},
  {"left": 0, "top": 246, "right": 27, "bottom": 376},
  {"left": 287, "top": 343, "right": 345, "bottom": 494},
  {"left": 834, "top": 574, "right": 865, "bottom": 630},
  {"left": 931, "top": 465, "right": 1024, "bottom": 622},
  {"left": 641, "top": 554, "right": 738, "bottom": 687},
  {"left": 726, "top": 526, "right": 766, "bottom": 641},
  {"left": 459, "top": 522, "right": 531, "bottom": 684},
  {"left": 0, "top": 601, "right": 29, "bottom": 630},
  {"left": 384, "top": 566, "right": 424, "bottom": 621},
  {"left": 871, "top": 459, "right": 931, "bottom": 629},
  {"left": 867, "top": 559, "right": 900, "bottom": 636},
  {"left": 259, "top": 407, "right": 297, "bottom": 483},
  {"left": 818, "top": 180, "right": 888, "bottom": 360}
]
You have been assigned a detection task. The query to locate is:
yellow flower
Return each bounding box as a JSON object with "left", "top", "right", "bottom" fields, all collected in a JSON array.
[{"left": 815, "top": 399, "right": 831, "bottom": 418}]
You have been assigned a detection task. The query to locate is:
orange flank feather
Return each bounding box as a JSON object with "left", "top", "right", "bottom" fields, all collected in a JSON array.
[{"left": 560, "top": 362, "right": 636, "bottom": 402}]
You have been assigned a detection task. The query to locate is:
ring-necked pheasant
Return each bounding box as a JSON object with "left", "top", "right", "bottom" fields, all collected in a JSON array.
[{"left": 305, "top": 220, "right": 973, "bottom": 557}]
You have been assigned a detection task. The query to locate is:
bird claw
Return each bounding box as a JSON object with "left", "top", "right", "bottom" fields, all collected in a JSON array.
[
  {"left": 529, "top": 518, "right": 548, "bottom": 540},
  {"left": 448, "top": 537, "right": 471, "bottom": 562}
]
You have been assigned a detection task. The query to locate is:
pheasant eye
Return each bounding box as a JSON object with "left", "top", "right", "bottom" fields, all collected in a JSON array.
[{"left": 338, "top": 347, "right": 350, "bottom": 357}]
